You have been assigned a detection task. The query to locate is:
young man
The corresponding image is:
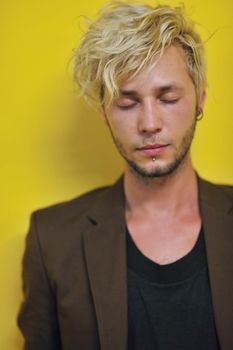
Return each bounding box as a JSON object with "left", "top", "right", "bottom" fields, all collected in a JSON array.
[{"left": 18, "top": 2, "right": 233, "bottom": 350}]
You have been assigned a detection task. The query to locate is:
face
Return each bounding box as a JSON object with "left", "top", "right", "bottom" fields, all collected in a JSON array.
[{"left": 102, "top": 45, "right": 205, "bottom": 178}]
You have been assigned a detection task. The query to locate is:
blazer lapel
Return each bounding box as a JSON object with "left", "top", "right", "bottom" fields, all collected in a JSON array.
[
  {"left": 83, "top": 178, "right": 128, "bottom": 350},
  {"left": 199, "top": 179, "right": 233, "bottom": 350}
]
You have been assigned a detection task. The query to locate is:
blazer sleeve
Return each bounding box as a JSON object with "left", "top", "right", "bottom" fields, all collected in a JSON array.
[{"left": 17, "top": 212, "right": 61, "bottom": 350}]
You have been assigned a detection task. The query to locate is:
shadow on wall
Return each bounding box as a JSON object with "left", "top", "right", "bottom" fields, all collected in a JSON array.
[{"left": 37, "top": 92, "right": 124, "bottom": 192}]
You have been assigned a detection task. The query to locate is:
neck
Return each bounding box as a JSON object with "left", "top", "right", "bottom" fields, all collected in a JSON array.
[{"left": 124, "top": 155, "right": 199, "bottom": 215}]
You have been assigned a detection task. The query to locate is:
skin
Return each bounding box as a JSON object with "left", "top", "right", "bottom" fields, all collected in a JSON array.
[{"left": 102, "top": 45, "right": 206, "bottom": 264}]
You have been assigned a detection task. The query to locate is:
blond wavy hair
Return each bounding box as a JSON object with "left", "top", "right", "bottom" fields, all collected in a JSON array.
[{"left": 73, "top": 1, "right": 206, "bottom": 108}]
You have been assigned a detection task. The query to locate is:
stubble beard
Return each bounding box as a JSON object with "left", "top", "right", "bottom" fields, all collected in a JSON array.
[{"left": 109, "top": 119, "right": 196, "bottom": 179}]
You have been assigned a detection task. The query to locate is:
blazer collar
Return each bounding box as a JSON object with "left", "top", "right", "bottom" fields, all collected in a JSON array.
[
  {"left": 83, "top": 176, "right": 233, "bottom": 350},
  {"left": 83, "top": 176, "right": 128, "bottom": 350},
  {"left": 86, "top": 176, "right": 126, "bottom": 229}
]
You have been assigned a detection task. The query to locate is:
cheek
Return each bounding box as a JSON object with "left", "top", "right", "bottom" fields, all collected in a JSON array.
[
  {"left": 165, "top": 98, "right": 196, "bottom": 140},
  {"left": 173, "top": 97, "right": 196, "bottom": 125},
  {"left": 107, "top": 114, "right": 136, "bottom": 136}
]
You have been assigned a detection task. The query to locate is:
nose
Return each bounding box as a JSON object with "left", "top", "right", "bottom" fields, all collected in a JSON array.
[{"left": 138, "top": 98, "right": 163, "bottom": 134}]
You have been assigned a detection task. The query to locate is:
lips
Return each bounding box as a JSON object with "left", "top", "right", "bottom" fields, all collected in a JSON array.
[
  {"left": 139, "top": 144, "right": 168, "bottom": 150},
  {"left": 137, "top": 144, "right": 169, "bottom": 156}
]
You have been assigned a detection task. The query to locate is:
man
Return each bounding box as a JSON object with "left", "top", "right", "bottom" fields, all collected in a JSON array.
[{"left": 18, "top": 2, "right": 233, "bottom": 350}]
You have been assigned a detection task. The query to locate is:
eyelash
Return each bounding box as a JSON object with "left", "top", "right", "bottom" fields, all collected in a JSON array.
[
  {"left": 117, "top": 98, "right": 179, "bottom": 110},
  {"left": 117, "top": 103, "right": 138, "bottom": 110},
  {"left": 160, "top": 99, "right": 178, "bottom": 105}
]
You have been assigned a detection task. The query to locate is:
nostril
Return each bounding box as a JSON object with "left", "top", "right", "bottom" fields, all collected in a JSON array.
[{"left": 139, "top": 118, "right": 163, "bottom": 134}]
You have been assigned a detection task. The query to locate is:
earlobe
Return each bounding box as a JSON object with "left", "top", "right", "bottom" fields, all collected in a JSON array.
[
  {"left": 196, "top": 89, "right": 206, "bottom": 120},
  {"left": 196, "top": 89, "right": 206, "bottom": 115}
]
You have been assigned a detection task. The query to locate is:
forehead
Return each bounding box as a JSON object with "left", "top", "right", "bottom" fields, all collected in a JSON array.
[{"left": 118, "top": 45, "right": 193, "bottom": 94}]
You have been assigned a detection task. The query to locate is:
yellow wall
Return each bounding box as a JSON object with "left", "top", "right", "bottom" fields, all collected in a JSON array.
[{"left": 1, "top": 0, "right": 232, "bottom": 348}]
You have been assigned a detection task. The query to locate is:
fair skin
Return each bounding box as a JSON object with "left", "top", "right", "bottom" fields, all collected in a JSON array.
[{"left": 102, "top": 45, "right": 206, "bottom": 264}]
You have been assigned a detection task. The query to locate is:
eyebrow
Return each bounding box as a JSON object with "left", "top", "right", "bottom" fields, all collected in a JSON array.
[{"left": 119, "top": 84, "right": 184, "bottom": 97}]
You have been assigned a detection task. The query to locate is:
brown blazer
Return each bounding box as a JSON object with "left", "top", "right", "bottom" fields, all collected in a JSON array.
[{"left": 18, "top": 176, "right": 233, "bottom": 350}]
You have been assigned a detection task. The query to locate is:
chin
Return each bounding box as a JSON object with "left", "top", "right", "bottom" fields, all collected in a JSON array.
[{"left": 127, "top": 156, "right": 186, "bottom": 178}]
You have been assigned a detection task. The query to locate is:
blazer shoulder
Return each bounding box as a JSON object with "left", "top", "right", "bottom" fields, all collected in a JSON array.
[
  {"left": 219, "top": 184, "right": 233, "bottom": 208},
  {"left": 207, "top": 180, "right": 233, "bottom": 199},
  {"left": 220, "top": 184, "right": 233, "bottom": 197},
  {"left": 199, "top": 177, "right": 233, "bottom": 214},
  {"left": 31, "top": 185, "right": 110, "bottom": 230}
]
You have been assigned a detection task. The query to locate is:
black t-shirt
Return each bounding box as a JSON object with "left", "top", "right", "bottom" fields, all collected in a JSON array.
[{"left": 127, "top": 227, "right": 220, "bottom": 350}]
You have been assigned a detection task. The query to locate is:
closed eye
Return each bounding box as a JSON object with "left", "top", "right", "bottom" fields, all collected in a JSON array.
[
  {"left": 116, "top": 102, "right": 138, "bottom": 110},
  {"left": 160, "top": 99, "right": 179, "bottom": 104}
]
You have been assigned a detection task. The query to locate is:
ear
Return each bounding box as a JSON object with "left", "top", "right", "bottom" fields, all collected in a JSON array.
[{"left": 198, "top": 88, "right": 206, "bottom": 110}]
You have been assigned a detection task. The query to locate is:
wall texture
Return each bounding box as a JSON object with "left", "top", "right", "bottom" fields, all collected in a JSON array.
[{"left": 0, "top": 0, "right": 232, "bottom": 348}]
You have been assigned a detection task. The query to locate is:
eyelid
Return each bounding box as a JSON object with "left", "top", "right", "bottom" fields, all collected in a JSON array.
[
  {"left": 116, "top": 102, "right": 138, "bottom": 110},
  {"left": 115, "top": 96, "right": 139, "bottom": 109},
  {"left": 117, "top": 96, "right": 138, "bottom": 103},
  {"left": 160, "top": 98, "right": 179, "bottom": 104}
]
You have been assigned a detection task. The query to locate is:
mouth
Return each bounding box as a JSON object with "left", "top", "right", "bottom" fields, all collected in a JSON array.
[{"left": 136, "top": 144, "right": 170, "bottom": 156}]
